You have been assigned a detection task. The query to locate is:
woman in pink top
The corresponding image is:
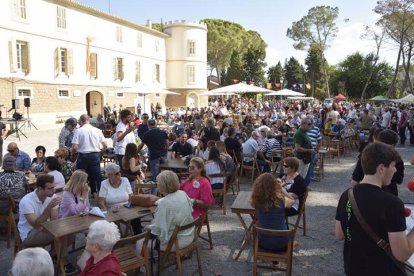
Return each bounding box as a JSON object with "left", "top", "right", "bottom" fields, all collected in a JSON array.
[
  {"left": 180, "top": 157, "right": 214, "bottom": 218},
  {"left": 59, "top": 170, "right": 90, "bottom": 218}
]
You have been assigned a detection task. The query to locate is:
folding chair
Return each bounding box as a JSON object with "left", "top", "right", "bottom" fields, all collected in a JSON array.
[
  {"left": 239, "top": 153, "right": 260, "bottom": 184},
  {"left": 287, "top": 188, "right": 309, "bottom": 236}
]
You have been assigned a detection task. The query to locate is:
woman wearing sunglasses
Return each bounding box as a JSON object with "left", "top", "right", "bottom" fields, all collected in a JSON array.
[
  {"left": 279, "top": 157, "right": 306, "bottom": 217},
  {"left": 180, "top": 157, "right": 214, "bottom": 219}
]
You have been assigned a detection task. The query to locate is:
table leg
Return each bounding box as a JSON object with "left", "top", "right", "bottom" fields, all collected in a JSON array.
[
  {"left": 54, "top": 237, "right": 66, "bottom": 276},
  {"left": 234, "top": 213, "right": 255, "bottom": 260}
]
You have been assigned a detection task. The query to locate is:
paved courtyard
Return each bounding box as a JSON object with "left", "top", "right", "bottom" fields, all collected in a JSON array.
[{"left": 1, "top": 124, "right": 414, "bottom": 275}]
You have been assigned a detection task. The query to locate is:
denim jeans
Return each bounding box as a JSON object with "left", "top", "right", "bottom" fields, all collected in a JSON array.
[
  {"left": 304, "top": 153, "right": 318, "bottom": 186},
  {"left": 399, "top": 126, "right": 406, "bottom": 145},
  {"left": 148, "top": 155, "right": 166, "bottom": 194},
  {"left": 76, "top": 152, "right": 102, "bottom": 194}
]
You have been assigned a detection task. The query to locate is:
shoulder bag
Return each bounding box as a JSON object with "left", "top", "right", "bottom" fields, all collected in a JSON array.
[{"left": 348, "top": 189, "right": 414, "bottom": 276}]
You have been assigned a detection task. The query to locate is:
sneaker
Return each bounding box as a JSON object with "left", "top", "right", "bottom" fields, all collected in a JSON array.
[{"left": 64, "top": 263, "right": 78, "bottom": 275}]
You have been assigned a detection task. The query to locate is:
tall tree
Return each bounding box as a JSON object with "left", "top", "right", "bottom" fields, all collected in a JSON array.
[
  {"left": 225, "top": 50, "right": 244, "bottom": 85},
  {"left": 375, "top": 0, "right": 414, "bottom": 97},
  {"left": 267, "top": 62, "right": 284, "bottom": 84},
  {"left": 286, "top": 5, "right": 339, "bottom": 97},
  {"left": 305, "top": 44, "right": 325, "bottom": 98},
  {"left": 243, "top": 47, "right": 266, "bottom": 84},
  {"left": 284, "top": 57, "right": 303, "bottom": 87}
]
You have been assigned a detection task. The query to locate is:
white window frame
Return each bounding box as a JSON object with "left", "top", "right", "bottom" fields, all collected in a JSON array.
[
  {"left": 60, "top": 48, "right": 67, "bottom": 74},
  {"left": 57, "top": 88, "right": 70, "bottom": 99},
  {"left": 187, "top": 40, "right": 196, "bottom": 56},
  {"left": 137, "top": 32, "right": 142, "bottom": 48},
  {"left": 187, "top": 65, "right": 196, "bottom": 84},
  {"left": 15, "top": 40, "right": 29, "bottom": 72},
  {"left": 153, "top": 64, "right": 160, "bottom": 83},
  {"left": 114, "top": 57, "right": 124, "bottom": 81},
  {"left": 116, "top": 92, "right": 124, "bottom": 98},
  {"left": 56, "top": 6, "right": 66, "bottom": 30},
  {"left": 11, "top": 0, "right": 27, "bottom": 21},
  {"left": 135, "top": 61, "right": 141, "bottom": 82},
  {"left": 116, "top": 26, "right": 123, "bottom": 43},
  {"left": 16, "top": 86, "right": 33, "bottom": 99}
]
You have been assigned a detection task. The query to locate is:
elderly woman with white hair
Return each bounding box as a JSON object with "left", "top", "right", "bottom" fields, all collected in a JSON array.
[
  {"left": 10, "top": 247, "right": 54, "bottom": 276},
  {"left": 79, "top": 220, "right": 122, "bottom": 275},
  {"left": 98, "top": 162, "right": 142, "bottom": 234}
]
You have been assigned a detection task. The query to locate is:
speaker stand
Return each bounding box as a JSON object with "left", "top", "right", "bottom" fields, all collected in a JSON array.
[
  {"left": 26, "top": 107, "right": 38, "bottom": 130},
  {"left": 7, "top": 112, "right": 28, "bottom": 141}
]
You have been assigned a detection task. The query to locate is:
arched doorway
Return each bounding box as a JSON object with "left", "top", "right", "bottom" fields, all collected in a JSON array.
[
  {"left": 187, "top": 93, "right": 198, "bottom": 108},
  {"left": 85, "top": 91, "right": 103, "bottom": 117}
]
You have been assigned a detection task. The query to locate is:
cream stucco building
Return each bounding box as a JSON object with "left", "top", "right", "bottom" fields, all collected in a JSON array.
[{"left": 0, "top": 0, "right": 208, "bottom": 125}]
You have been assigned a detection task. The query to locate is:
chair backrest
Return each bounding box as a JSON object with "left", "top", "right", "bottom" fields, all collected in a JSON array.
[
  {"left": 163, "top": 216, "right": 202, "bottom": 255},
  {"left": 113, "top": 230, "right": 150, "bottom": 252},
  {"left": 134, "top": 182, "right": 158, "bottom": 194},
  {"left": 253, "top": 225, "right": 295, "bottom": 259},
  {"left": 292, "top": 188, "right": 309, "bottom": 237},
  {"left": 0, "top": 195, "right": 17, "bottom": 214}
]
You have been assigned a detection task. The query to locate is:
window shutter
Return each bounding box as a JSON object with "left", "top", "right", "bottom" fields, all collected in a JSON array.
[
  {"left": 54, "top": 47, "right": 60, "bottom": 77},
  {"left": 113, "top": 58, "right": 118, "bottom": 80},
  {"left": 90, "top": 53, "right": 97, "bottom": 79},
  {"left": 22, "top": 41, "right": 30, "bottom": 74},
  {"left": 8, "top": 40, "right": 17, "bottom": 73},
  {"left": 67, "top": 49, "right": 73, "bottom": 76},
  {"left": 120, "top": 59, "right": 124, "bottom": 81}
]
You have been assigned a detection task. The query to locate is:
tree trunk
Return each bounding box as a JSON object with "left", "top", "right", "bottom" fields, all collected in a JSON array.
[
  {"left": 406, "top": 43, "right": 413, "bottom": 94},
  {"left": 401, "top": 49, "right": 408, "bottom": 97},
  {"left": 216, "top": 65, "right": 221, "bottom": 86},
  {"left": 321, "top": 53, "right": 330, "bottom": 98},
  {"left": 387, "top": 45, "right": 403, "bottom": 98}
]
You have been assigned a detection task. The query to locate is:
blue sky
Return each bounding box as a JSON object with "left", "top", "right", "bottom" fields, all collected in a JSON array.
[{"left": 77, "top": 0, "right": 397, "bottom": 67}]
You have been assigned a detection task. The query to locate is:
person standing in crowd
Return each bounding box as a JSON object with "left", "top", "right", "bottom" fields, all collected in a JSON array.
[
  {"left": 114, "top": 109, "right": 135, "bottom": 168},
  {"left": 137, "top": 119, "right": 168, "bottom": 182},
  {"left": 0, "top": 120, "right": 7, "bottom": 168},
  {"left": 58, "top": 117, "right": 77, "bottom": 154},
  {"left": 381, "top": 106, "right": 391, "bottom": 129},
  {"left": 335, "top": 142, "right": 411, "bottom": 276},
  {"left": 398, "top": 105, "right": 408, "bottom": 146},
  {"left": 103, "top": 103, "right": 111, "bottom": 122},
  {"left": 136, "top": 103, "right": 142, "bottom": 118},
  {"left": 409, "top": 108, "right": 414, "bottom": 146},
  {"left": 293, "top": 118, "right": 314, "bottom": 178},
  {"left": 305, "top": 117, "right": 322, "bottom": 184},
  {"left": 6, "top": 142, "right": 31, "bottom": 171},
  {"left": 72, "top": 114, "right": 107, "bottom": 198},
  {"left": 137, "top": 113, "right": 149, "bottom": 140}
]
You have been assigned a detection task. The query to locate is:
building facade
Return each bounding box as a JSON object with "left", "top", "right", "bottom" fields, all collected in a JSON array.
[{"left": 0, "top": 0, "right": 208, "bottom": 124}]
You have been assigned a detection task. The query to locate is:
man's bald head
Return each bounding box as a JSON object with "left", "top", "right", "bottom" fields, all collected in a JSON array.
[
  {"left": 79, "top": 114, "right": 89, "bottom": 124},
  {"left": 7, "top": 142, "right": 18, "bottom": 157}
]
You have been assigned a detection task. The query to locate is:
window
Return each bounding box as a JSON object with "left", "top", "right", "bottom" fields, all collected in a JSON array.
[
  {"left": 89, "top": 53, "right": 98, "bottom": 79},
  {"left": 187, "top": 65, "right": 195, "bottom": 84},
  {"left": 187, "top": 41, "right": 196, "bottom": 56},
  {"left": 155, "top": 39, "right": 159, "bottom": 52},
  {"left": 16, "top": 87, "right": 32, "bottom": 99},
  {"left": 12, "top": 0, "right": 26, "bottom": 20},
  {"left": 135, "top": 61, "right": 141, "bottom": 82},
  {"left": 116, "top": 26, "right": 123, "bottom": 43},
  {"left": 116, "top": 93, "right": 124, "bottom": 98},
  {"left": 57, "top": 89, "right": 70, "bottom": 98},
  {"left": 15, "top": 40, "right": 30, "bottom": 73},
  {"left": 113, "top": 57, "right": 124, "bottom": 81},
  {"left": 56, "top": 6, "right": 66, "bottom": 29},
  {"left": 137, "top": 32, "right": 142, "bottom": 48},
  {"left": 54, "top": 47, "right": 73, "bottom": 76},
  {"left": 153, "top": 64, "right": 160, "bottom": 83}
]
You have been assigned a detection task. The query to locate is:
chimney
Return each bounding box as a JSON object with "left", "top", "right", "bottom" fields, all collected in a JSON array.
[{"left": 146, "top": 20, "right": 152, "bottom": 29}]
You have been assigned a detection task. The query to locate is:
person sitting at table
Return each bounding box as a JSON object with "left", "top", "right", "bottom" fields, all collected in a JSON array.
[
  {"left": 54, "top": 148, "right": 75, "bottom": 182},
  {"left": 205, "top": 146, "right": 226, "bottom": 190},
  {"left": 18, "top": 174, "right": 78, "bottom": 274},
  {"left": 136, "top": 170, "right": 194, "bottom": 254},
  {"left": 45, "top": 156, "right": 65, "bottom": 190},
  {"left": 242, "top": 131, "right": 271, "bottom": 173},
  {"left": 194, "top": 136, "right": 208, "bottom": 159},
  {"left": 261, "top": 131, "right": 282, "bottom": 162},
  {"left": 121, "top": 143, "right": 145, "bottom": 179},
  {"left": 180, "top": 157, "right": 214, "bottom": 219},
  {"left": 279, "top": 157, "right": 306, "bottom": 217},
  {"left": 59, "top": 170, "right": 90, "bottom": 218},
  {"left": 98, "top": 163, "right": 142, "bottom": 234},
  {"left": 167, "top": 132, "right": 177, "bottom": 149},
  {"left": 171, "top": 132, "right": 193, "bottom": 158},
  {"left": 224, "top": 127, "right": 242, "bottom": 162},
  {"left": 10, "top": 247, "right": 54, "bottom": 276},
  {"left": 30, "top": 145, "right": 46, "bottom": 173},
  {"left": 6, "top": 142, "right": 31, "bottom": 171},
  {"left": 78, "top": 221, "right": 122, "bottom": 275},
  {"left": 202, "top": 140, "right": 216, "bottom": 161},
  {"left": 251, "top": 173, "right": 293, "bottom": 252},
  {"left": 215, "top": 141, "right": 235, "bottom": 181},
  {"left": 0, "top": 155, "right": 27, "bottom": 215}
]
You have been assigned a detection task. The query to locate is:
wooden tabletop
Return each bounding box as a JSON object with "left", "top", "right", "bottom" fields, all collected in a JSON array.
[
  {"left": 42, "top": 212, "right": 119, "bottom": 238},
  {"left": 231, "top": 191, "right": 254, "bottom": 214},
  {"left": 160, "top": 159, "right": 188, "bottom": 170},
  {"left": 115, "top": 205, "right": 156, "bottom": 222}
]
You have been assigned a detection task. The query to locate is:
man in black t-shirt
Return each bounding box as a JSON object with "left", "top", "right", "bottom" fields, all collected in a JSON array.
[
  {"left": 171, "top": 133, "right": 192, "bottom": 158},
  {"left": 137, "top": 113, "right": 149, "bottom": 140},
  {"left": 224, "top": 128, "right": 242, "bottom": 161},
  {"left": 335, "top": 142, "right": 412, "bottom": 276},
  {"left": 137, "top": 119, "right": 167, "bottom": 181}
]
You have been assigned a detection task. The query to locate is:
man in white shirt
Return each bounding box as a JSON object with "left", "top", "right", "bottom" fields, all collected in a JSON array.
[
  {"left": 115, "top": 109, "right": 136, "bottom": 169},
  {"left": 347, "top": 106, "right": 357, "bottom": 120},
  {"left": 381, "top": 107, "right": 391, "bottom": 129},
  {"left": 242, "top": 131, "right": 271, "bottom": 172},
  {"left": 72, "top": 114, "right": 107, "bottom": 196}
]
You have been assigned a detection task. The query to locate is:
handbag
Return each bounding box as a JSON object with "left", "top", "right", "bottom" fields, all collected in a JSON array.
[
  {"left": 347, "top": 189, "right": 414, "bottom": 276},
  {"left": 130, "top": 194, "right": 159, "bottom": 207}
]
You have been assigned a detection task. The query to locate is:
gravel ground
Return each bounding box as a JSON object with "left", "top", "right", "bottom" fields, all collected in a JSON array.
[{"left": 1, "top": 126, "right": 414, "bottom": 275}]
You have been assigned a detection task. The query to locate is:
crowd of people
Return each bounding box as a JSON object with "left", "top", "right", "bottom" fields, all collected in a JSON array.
[{"left": 2, "top": 96, "right": 414, "bottom": 275}]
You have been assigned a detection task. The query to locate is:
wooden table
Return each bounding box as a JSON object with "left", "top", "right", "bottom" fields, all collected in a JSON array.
[
  {"left": 231, "top": 191, "right": 256, "bottom": 260},
  {"left": 159, "top": 159, "right": 188, "bottom": 170}
]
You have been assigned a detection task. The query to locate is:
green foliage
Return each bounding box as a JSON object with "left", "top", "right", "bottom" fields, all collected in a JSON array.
[
  {"left": 243, "top": 47, "right": 266, "bottom": 84},
  {"left": 284, "top": 57, "right": 303, "bottom": 85},
  {"left": 329, "top": 52, "right": 393, "bottom": 99},
  {"left": 305, "top": 44, "right": 325, "bottom": 98},
  {"left": 267, "top": 62, "right": 284, "bottom": 83},
  {"left": 225, "top": 50, "right": 244, "bottom": 85},
  {"left": 152, "top": 23, "right": 163, "bottom": 32}
]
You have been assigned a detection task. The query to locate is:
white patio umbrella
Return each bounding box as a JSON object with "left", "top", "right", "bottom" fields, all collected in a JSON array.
[
  {"left": 207, "top": 82, "right": 275, "bottom": 94},
  {"left": 266, "top": 89, "right": 305, "bottom": 97},
  {"left": 113, "top": 83, "right": 179, "bottom": 114},
  {"left": 199, "top": 91, "right": 236, "bottom": 96}
]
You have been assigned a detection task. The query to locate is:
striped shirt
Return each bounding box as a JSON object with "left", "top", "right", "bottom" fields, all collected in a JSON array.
[
  {"left": 307, "top": 126, "right": 322, "bottom": 149},
  {"left": 261, "top": 138, "right": 282, "bottom": 158}
]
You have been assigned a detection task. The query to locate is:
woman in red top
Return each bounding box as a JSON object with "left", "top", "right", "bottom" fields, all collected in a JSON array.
[
  {"left": 79, "top": 220, "right": 122, "bottom": 276},
  {"left": 180, "top": 157, "right": 214, "bottom": 218}
]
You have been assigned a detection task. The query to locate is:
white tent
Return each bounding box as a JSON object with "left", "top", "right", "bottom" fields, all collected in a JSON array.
[
  {"left": 199, "top": 91, "right": 236, "bottom": 96},
  {"left": 266, "top": 89, "right": 305, "bottom": 97},
  {"left": 288, "top": 96, "right": 314, "bottom": 101},
  {"left": 392, "top": 94, "right": 414, "bottom": 103},
  {"left": 207, "top": 82, "right": 275, "bottom": 94}
]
